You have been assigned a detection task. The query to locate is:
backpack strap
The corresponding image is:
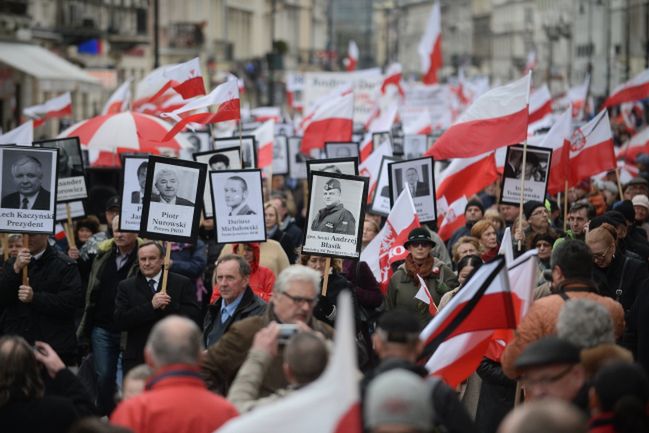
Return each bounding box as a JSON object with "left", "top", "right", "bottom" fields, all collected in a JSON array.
[{"left": 558, "top": 291, "right": 571, "bottom": 302}]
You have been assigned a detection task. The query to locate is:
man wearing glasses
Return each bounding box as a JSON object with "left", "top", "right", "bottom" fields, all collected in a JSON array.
[{"left": 201, "top": 265, "right": 334, "bottom": 396}]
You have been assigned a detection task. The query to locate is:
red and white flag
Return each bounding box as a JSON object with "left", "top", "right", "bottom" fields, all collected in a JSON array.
[
  {"left": 227, "top": 73, "right": 245, "bottom": 95},
  {"left": 426, "top": 74, "right": 531, "bottom": 159},
  {"left": 602, "top": 68, "right": 649, "bottom": 108},
  {"left": 251, "top": 106, "right": 281, "bottom": 123},
  {"left": 418, "top": 257, "right": 516, "bottom": 387},
  {"left": 618, "top": 126, "right": 649, "bottom": 162},
  {"left": 24, "top": 92, "right": 72, "bottom": 127},
  {"left": 253, "top": 119, "right": 275, "bottom": 169},
  {"left": 359, "top": 139, "right": 393, "bottom": 202},
  {"left": 361, "top": 188, "right": 419, "bottom": 294},
  {"left": 568, "top": 109, "right": 616, "bottom": 185},
  {"left": 301, "top": 91, "right": 353, "bottom": 155},
  {"left": 528, "top": 84, "right": 552, "bottom": 124},
  {"left": 216, "top": 292, "right": 361, "bottom": 433},
  {"left": 344, "top": 41, "right": 359, "bottom": 72},
  {"left": 160, "top": 80, "right": 240, "bottom": 141},
  {"left": 133, "top": 65, "right": 176, "bottom": 110},
  {"left": 0, "top": 120, "right": 33, "bottom": 146},
  {"left": 538, "top": 107, "right": 572, "bottom": 194},
  {"left": 162, "top": 57, "right": 206, "bottom": 99},
  {"left": 102, "top": 80, "right": 131, "bottom": 115},
  {"left": 381, "top": 63, "right": 404, "bottom": 97},
  {"left": 568, "top": 75, "right": 590, "bottom": 119},
  {"left": 437, "top": 196, "right": 468, "bottom": 242},
  {"left": 436, "top": 153, "right": 498, "bottom": 206},
  {"left": 415, "top": 274, "right": 438, "bottom": 316},
  {"left": 359, "top": 103, "right": 398, "bottom": 161},
  {"left": 403, "top": 110, "right": 433, "bottom": 136},
  {"left": 418, "top": 1, "right": 442, "bottom": 85}
]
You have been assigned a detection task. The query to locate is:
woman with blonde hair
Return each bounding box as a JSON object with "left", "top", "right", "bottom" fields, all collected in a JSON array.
[
  {"left": 451, "top": 236, "right": 481, "bottom": 265},
  {"left": 264, "top": 202, "right": 298, "bottom": 263},
  {"left": 471, "top": 219, "right": 499, "bottom": 262}
]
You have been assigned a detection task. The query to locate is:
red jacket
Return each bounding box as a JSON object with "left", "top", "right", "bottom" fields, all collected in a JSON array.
[
  {"left": 211, "top": 243, "right": 275, "bottom": 303},
  {"left": 111, "top": 364, "right": 238, "bottom": 433}
]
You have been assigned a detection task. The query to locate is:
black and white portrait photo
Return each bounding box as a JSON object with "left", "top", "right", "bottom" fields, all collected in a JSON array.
[
  {"left": 179, "top": 130, "right": 211, "bottom": 160},
  {"left": 302, "top": 171, "right": 368, "bottom": 259},
  {"left": 55, "top": 200, "right": 85, "bottom": 222},
  {"left": 275, "top": 123, "right": 294, "bottom": 137},
  {"left": 215, "top": 136, "right": 257, "bottom": 169},
  {"left": 307, "top": 157, "right": 359, "bottom": 178},
  {"left": 391, "top": 135, "right": 404, "bottom": 156},
  {"left": 404, "top": 135, "right": 428, "bottom": 159},
  {"left": 388, "top": 157, "right": 437, "bottom": 222},
  {"left": 373, "top": 131, "right": 392, "bottom": 152},
  {"left": 501, "top": 144, "right": 552, "bottom": 206},
  {"left": 372, "top": 156, "right": 398, "bottom": 216},
  {"left": 288, "top": 136, "right": 308, "bottom": 179},
  {"left": 210, "top": 169, "right": 265, "bottom": 243},
  {"left": 272, "top": 135, "right": 289, "bottom": 175},
  {"left": 325, "top": 142, "right": 359, "bottom": 159},
  {"left": 119, "top": 155, "right": 149, "bottom": 232},
  {"left": 34, "top": 137, "right": 87, "bottom": 202},
  {"left": 0, "top": 146, "right": 58, "bottom": 234},
  {"left": 194, "top": 147, "right": 242, "bottom": 218},
  {"left": 140, "top": 156, "right": 206, "bottom": 242}
]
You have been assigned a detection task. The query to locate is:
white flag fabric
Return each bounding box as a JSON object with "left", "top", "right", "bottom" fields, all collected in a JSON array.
[
  {"left": 102, "top": 80, "right": 132, "bottom": 115},
  {"left": 0, "top": 120, "right": 33, "bottom": 146}
]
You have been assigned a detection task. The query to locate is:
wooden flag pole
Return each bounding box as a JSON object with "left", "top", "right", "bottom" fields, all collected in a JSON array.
[
  {"left": 160, "top": 241, "right": 172, "bottom": 295},
  {"left": 321, "top": 257, "right": 331, "bottom": 296},
  {"left": 517, "top": 142, "right": 528, "bottom": 251},
  {"left": 614, "top": 167, "right": 624, "bottom": 200},
  {"left": 514, "top": 382, "right": 523, "bottom": 407},
  {"left": 22, "top": 234, "right": 29, "bottom": 285},
  {"left": 2, "top": 234, "right": 8, "bottom": 262},
  {"left": 64, "top": 203, "right": 76, "bottom": 249},
  {"left": 563, "top": 180, "right": 569, "bottom": 233}
]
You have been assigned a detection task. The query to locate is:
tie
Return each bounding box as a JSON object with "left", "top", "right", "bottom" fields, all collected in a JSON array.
[
  {"left": 21, "top": 197, "right": 28, "bottom": 209},
  {"left": 148, "top": 279, "right": 157, "bottom": 293}
]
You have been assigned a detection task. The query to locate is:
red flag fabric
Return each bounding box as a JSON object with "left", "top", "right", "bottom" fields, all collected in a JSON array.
[
  {"left": 359, "top": 103, "right": 398, "bottom": 161},
  {"left": 436, "top": 153, "right": 498, "bottom": 206},
  {"left": 344, "top": 41, "right": 359, "bottom": 72},
  {"left": 24, "top": 92, "right": 72, "bottom": 126},
  {"left": 253, "top": 119, "right": 275, "bottom": 169},
  {"left": 618, "top": 126, "right": 649, "bottom": 162},
  {"left": 381, "top": 63, "right": 404, "bottom": 97},
  {"left": 301, "top": 92, "right": 353, "bottom": 154},
  {"left": 568, "top": 109, "right": 616, "bottom": 186},
  {"left": 528, "top": 84, "right": 552, "bottom": 124},
  {"left": 436, "top": 196, "right": 468, "bottom": 242},
  {"left": 102, "top": 81, "right": 132, "bottom": 115},
  {"left": 415, "top": 274, "right": 439, "bottom": 316},
  {"left": 602, "top": 68, "right": 649, "bottom": 108},
  {"left": 162, "top": 57, "right": 206, "bottom": 99},
  {"left": 418, "top": 1, "right": 442, "bottom": 84}
]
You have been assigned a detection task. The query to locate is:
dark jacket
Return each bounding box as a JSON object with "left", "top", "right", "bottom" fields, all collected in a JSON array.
[
  {"left": 170, "top": 240, "right": 207, "bottom": 282},
  {"left": 203, "top": 286, "right": 266, "bottom": 347},
  {"left": 114, "top": 271, "right": 201, "bottom": 366},
  {"left": 268, "top": 228, "right": 297, "bottom": 264},
  {"left": 475, "top": 358, "right": 516, "bottom": 433},
  {"left": 593, "top": 251, "right": 649, "bottom": 312},
  {"left": 622, "top": 226, "right": 649, "bottom": 261},
  {"left": 0, "top": 246, "right": 83, "bottom": 364},
  {"left": 1, "top": 187, "right": 51, "bottom": 210}
]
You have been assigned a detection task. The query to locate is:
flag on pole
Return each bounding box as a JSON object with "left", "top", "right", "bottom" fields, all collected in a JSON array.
[
  {"left": 426, "top": 74, "right": 531, "bottom": 159},
  {"left": 415, "top": 274, "right": 438, "bottom": 316},
  {"left": 162, "top": 57, "right": 206, "bottom": 99},
  {"left": 361, "top": 188, "right": 419, "bottom": 294},
  {"left": 24, "top": 93, "right": 72, "bottom": 127},
  {"left": 301, "top": 91, "right": 354, "bottom": 155},
  {"left": 216, "top": 292, "right": 362, "bottom": 433},
  {"left": 436, "top": 153, "right": 498, "bottom": 206},
  {"left": 251, "top": 107, "right": 281, "bottom": 123},
  {"left": 437, "top": 196, "right": 468, "bottom": 242},
  {"left": 359, "top": 103, "right": 398, "bottom": 161},
  {"left": 418, "top": 256, "right": 516, "bottom": 387},
  {"left": 528, "top": 84, "right": 552, "bottom": 124},
  {"left": 498, "top": 227, "right": 514, "bottom": 264},
  {"left": 617, "top": 126, "right": 649, "bottom": 162},
  {"left": 253, "top": 119, "right": 275, "bottom": 169},
  {"left": 0, "top": 120, "right": 33, "bottom": 146},
  {"left": 602, "top": 68, "right": 649, "bottom": 108},
  {"left": 359, "top": 139, "right": 393, "bottom": 202},
  {"left": 418, "top": 1, "right": 442, "bottom": 85},
  {"left": 102, "top": 80, "right": 132, "bottom": 115},
  {"left": 538, "top": 107, "right": 572, "bottom": 194},
  {"left": 344, "top": 41, "right": 359, "bottom": 72},
  {"left": 133, "top": 65, "right": 176, "bottom": 110},
  {"left": 381, "top": 63, "right": 404, "bottom": 97},
  {"left": 568, "top": 109, "right": 616, "bottom": 186},
  {"left": 160, "top": 80, "right": 240, "bottom": 141}
]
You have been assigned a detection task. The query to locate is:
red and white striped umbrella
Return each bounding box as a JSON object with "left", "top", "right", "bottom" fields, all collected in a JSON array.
[{"left": 57, "top": 111, "right": 191, "bottom": 167}]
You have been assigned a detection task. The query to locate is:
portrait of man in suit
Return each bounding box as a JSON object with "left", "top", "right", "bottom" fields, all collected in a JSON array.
[
  {"left": 403, "top": 167, "right": 430, "bottom": 197},
  {"left": 150, "top": 168, "right": 194, "bottom": 207},
  {"left": 131, "top": 161, "right": 148, "bottom": 204},
  {"left": 1, "top": 155, "right": 51, "bottom": 210},
  {"left": 224, "top": 175, "right": 256, "bottom": 216}
]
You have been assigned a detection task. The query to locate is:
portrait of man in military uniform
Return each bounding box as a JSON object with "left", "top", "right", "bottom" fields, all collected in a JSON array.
[{"left": 310, "top": 178, "right": 356, "bottom": 235}]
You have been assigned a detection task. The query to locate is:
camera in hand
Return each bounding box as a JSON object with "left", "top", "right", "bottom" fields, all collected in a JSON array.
[{"left": 277, "top": 324, "right": 299, "bottom": 344}]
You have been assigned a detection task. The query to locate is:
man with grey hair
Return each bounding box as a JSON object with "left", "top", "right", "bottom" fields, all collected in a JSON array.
[
  {"left": 1, "top": 155, "right": 51, "bottom": 210},
  {"left": 557, "top": 299, "right": 615, "bottom": 349},
  {"left": 498, "top": 399, "right": 587, "bottom": 433},
  {"left": 201, "top": 265, "right": 334, "bottom": 396},
  {"left": 111, "top": 316, "right": 238, "bottom": 433},
  {"left": 151, "top": 167, "right": 194, "bottom": 206}
]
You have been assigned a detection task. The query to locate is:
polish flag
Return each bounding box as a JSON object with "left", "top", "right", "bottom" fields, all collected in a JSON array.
[
  {"left": 528, "top": 84, "right": 552, "bottom": 124},
  {"left": 538, "top": 107, "right": 572, "bottom": 194},
  {"left": 498, "top": 227, "right": 514, "bottom": 264},
  {"left": 437, "top": 196, "right": 468, "bottom": 242},
  {"left": 418, "top": 1, "right": 442, "bottom": 85},
  {"left": 253, "top": 119, "right": 275, "bottom": 169},
  {"left": 415, "top": 274, "right": 439, "bottom": 316},
  {"left": 216, "top": 292, "right": 362, "bottom": 433},
  {"left": 568, "top": 75, "right": 590, "bottom": 119},
  {"left": 344, "top": 41, "right": 359, "bottom": 72},
  {"left": 426, "top": 74, "right": 531, "bottom": 159},
  {"left": 361, "top": 188, "right": 420, "bottom": 294},
  {"left": 251, "top": 107, "right": 281, "bottom": 123},
  {"left": 618, "top": 126, "right": 649, "bottom": 162},
  {"left": 403, "top": 110, "right": 433, "bottom": 135},
  {"left": 301, "top": 91, "right": 354, "bottom": 155},
  {"left": 162, "top": 57, "right": 206, "bottom": 99},
  {"left": 436, "top": 153, "right": 498, "bottom": 206},
  {"left": 568, "top": 109, "right": 616, "bottom": 186},
  {"left": 418, "top": 256, "right": 516, "bottom": 387},
  {"left": 102, "top": 80, "right": 132, "bottom": 115},
  {"left": 602, "top": 68, "right": 649, "bottom": 108},
  {"left": 301, "top": 85, "right": 352, "bottom": 132},
  {"left": 24, "top": 93, "right": 72, "bottom": 127},
  {"left": 226, "top": 73, "right": 245, "bottom": 95},
  {"left": 0, "top": 120, "right": 33, "bottom": 146},
  {"left": 160, "top": 80, "right": 240, "bottom": 141},
  {"left": 132, "top": 65, "right": 175, "bottom": 110},
  {"left": 381, "top": 63, "right": 404, "bottom": 97},
  {"left": 359, "top": 103, "right": 399, "bottom": 161},
  {"left": 359, "top": 139, "right": 393, "bottom": 202}
]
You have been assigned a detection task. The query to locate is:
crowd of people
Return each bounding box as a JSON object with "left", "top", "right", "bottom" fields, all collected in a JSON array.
[{"left": 2, "top": 150, "right": 649, "bottom": 433}]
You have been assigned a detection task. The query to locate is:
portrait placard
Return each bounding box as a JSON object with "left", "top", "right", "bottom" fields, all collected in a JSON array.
[
  {"left": 392, "top": 135, "right": 404, "bottom": 156},
  {"left": 215, "top": 136, "right": 257, "bottom": 169},
  {"left": 403, "top": 135, "right": 428, "bottom": 159},
  {"left": 371, "top": 156, "right": 398, "bottom": 216},
  {"left": 180, "top": 130, "right": 212, "bottom": 160},
  {"left": 119, "top": 155, "right": 149, "bottom": 232},
  {"left": 388, "top": 157, "right": 437, "bottom": 222},
  {"left": 0, "top": 146, "right": 58, "bottom": 234},
  {"left": 272, "top": 135, "right": 289, "bottom": 175},
  {"left": 140, "top": 156, "right": 206, "bottom": 242},
  {"left": 288, "top": 136, "right": 308, "bottom": 179},
  {"left": 306, "top": 157, "right": 359, "bottom": 178},
  {"left": 302, "top": 171, "right": 368, "bottom": 259},
  {"left": 325, "top": 142, "right": 360, "bottom": 159},
  {"left": 500, "top": 144, "right": 552, "bottom": 206},
  {"left": 55, "top": 200, "right": 85, "bottom": 222},
  {"left": 372, "top": 131, "right": 392, "bottom": 152},
  {"left": 33, "top": 137, "right": 87, "bottom": 202},
  {"left": 210, "top": 169, "right": 266, "bottom": 243},
  {"left": 193, "top": 147, "right": 242, "bottom": 219},
  {"left": 275, "top": 123, "right": 294, "bottom": 137}
]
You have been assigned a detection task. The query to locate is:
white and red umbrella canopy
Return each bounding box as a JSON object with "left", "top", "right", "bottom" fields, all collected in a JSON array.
[{"left": 57, "top": 111, "right": 191, "bottom": 167}]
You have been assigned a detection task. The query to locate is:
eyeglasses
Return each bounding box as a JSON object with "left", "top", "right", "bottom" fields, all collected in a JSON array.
[
  {"left": 281, "top": 291, "right": 318, "bottom": 306},
  {"left": 592, "top": 246, "right": 612, "bottom": 262},
  {"left": 520, "top": 365, "right": 574, "bottom": 388}
]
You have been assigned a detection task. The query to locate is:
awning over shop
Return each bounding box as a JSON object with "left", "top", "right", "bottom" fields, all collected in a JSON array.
[{"left": 0, "top": 41, "right": 100, "bottom": 92}]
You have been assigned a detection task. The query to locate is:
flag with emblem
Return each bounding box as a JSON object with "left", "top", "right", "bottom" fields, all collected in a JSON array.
[{"left": 568, "top": 109, "right": 616, "bottom": 186}]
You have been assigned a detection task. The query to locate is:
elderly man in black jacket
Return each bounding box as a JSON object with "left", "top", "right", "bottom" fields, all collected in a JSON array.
[
  {"left": 114, "top": 241, "right": 201, "bottom": 374},
  {"left": 0, "top": 234, "right": 83, "bottom": 366},
  {"left": 203, "top": 254, "right": 266, "bottom": 347}
]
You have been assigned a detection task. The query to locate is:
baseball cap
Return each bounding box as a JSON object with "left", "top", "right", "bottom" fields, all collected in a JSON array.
[{"left": 632, "top": 194, "right": 649, "bottom": 210}]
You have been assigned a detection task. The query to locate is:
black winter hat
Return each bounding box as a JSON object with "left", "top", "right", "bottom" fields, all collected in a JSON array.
[
  {"left": 403, "top": 227, "right": 436, "bottom": 249},
  {"left": 523, "top": 200, "right": 545, "bottom": 220},
  {"left": 613, "top": 200, "right": 635, "bottom": 223},
  {"left": 465, "top": 199, "right": 484, "bottom": 215}
]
